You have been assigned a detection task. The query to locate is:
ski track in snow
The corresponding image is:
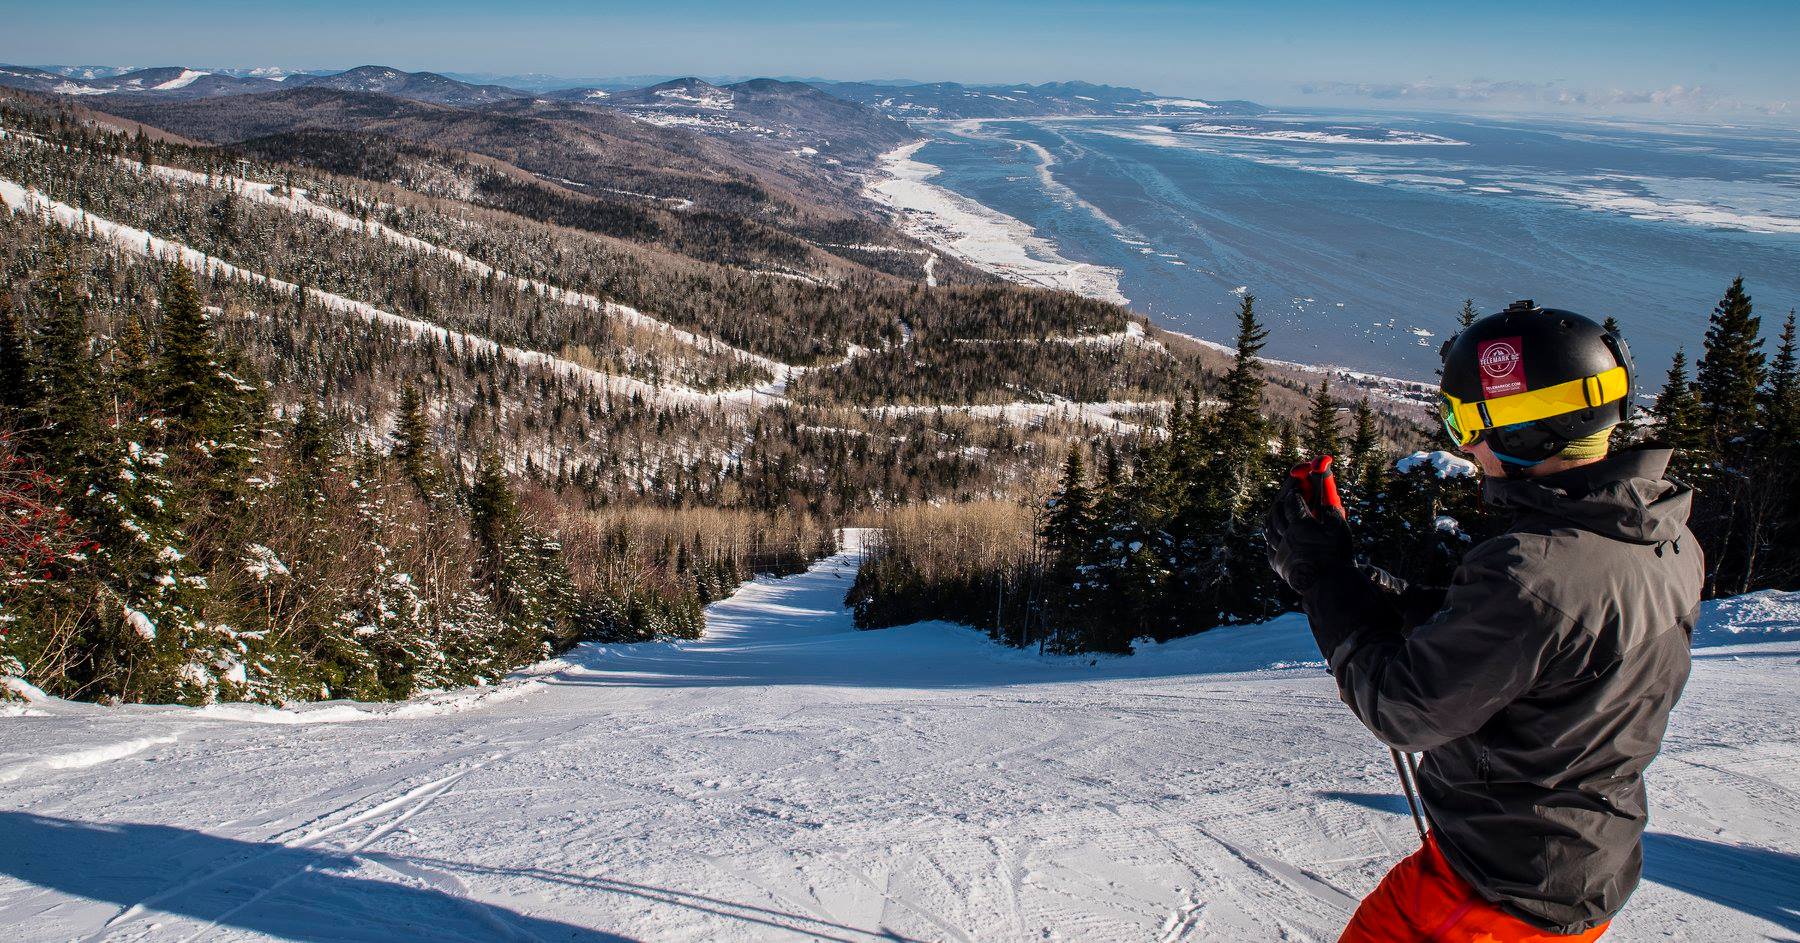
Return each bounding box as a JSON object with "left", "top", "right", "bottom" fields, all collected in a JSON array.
[
  {"left": 2, "top": 529, "right": 1796, "bottom": 942},
  {"left": 0, "top": 175, "right": 809, "bottom": 409},
  {"left": 128, "top": 159, "right": 788, "bottom": 376}
]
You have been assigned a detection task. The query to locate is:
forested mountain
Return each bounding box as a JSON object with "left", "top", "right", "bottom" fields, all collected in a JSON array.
[
  {"left": 0, "top": 76, "right": 1428, "bottom": 706},
  {"left": 0, "top": 65, "right": 284, "bottom": 100},
  {"left": 282, "top": 66, "right": 528, "bottom": 105},
  {"left": 0, "top": 65, "right": 516, "bottom": 104},
  {"left": 93, "top": 82, "right": 909, "bottom": 229},
  {"left": 3, "top": 62, "right": 1262, "bottom": 127},
  {"left": 556, "top": 77, "right": 916, "bottom": 159}
]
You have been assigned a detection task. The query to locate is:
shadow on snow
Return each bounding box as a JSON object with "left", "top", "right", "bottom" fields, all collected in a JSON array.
[
  {"left": 0, "top": 812, "right": 922, "bottom": 943},
  {"left": 1320, "top": 792, "right": 1800, "bottom": 934}
]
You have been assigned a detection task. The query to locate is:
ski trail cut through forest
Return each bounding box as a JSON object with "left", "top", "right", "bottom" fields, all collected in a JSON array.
[
  {"left": 0, "top": 175, "right": 784, "bottom": 407},
  {"left": 3, "top": 548, "right": 1798, "bottom": 941}
]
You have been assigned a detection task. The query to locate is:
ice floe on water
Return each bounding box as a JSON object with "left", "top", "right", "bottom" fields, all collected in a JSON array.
[{"left": 1174, "top": 121, "right": 1468, "bottom": 146}]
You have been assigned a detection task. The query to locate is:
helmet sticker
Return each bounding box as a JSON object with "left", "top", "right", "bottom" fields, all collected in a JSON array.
[{"left": 1477, "top": 336, "right": 1526, "bottom": 398}]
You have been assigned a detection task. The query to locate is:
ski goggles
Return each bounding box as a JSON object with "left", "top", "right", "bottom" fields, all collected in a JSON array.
[{"left": 1439, "top": 365, "right": 1630, "bottom": 448}]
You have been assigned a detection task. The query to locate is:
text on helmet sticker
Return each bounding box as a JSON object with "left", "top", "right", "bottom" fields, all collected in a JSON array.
[{"left": 1477, "top": 336, "right": 1526, "bottom": 398}]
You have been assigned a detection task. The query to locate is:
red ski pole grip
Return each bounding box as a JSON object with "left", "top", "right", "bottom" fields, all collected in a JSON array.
[
  {"left": 1288, "top": 456, "right": 1343, "bottom": 519},
  {"left": 1312, "top": 455, "right": 1344, "bottom": 518},
  {"left": 1287, "top": 460, "right": 1318, "bottom": 508}
]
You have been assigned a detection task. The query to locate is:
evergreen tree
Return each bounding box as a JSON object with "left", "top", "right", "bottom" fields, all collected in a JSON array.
[
  {"left": 1194, "top": 295, "right": 1282, "bottom": 626},
  {"left": 112, "top": 309, "right": 153, "bottom": 403},
  {"left": 29, "top": 255, "right": 101, "bottom": 476},
  {"left": 290, "top": 404, "right": 336, "bottom": 473},
  {"left": 469, "top": 446, "right": 520, "bottom": 557},
  {"left": 1041, "top": 450, "right": 1094, "bottom": 572},
  {"left": 1345, "top": 396, "right": 1381, "bottom": 489},
  {"left": 1760, "top": 311, "right": 1799, "bottom": 449},
  {"left": 1458, "top": 298, "right": 1479, "bottom": 328},
  {"left": 1651, "top": 349, "right": 1703, "bottom": 477},
  {"left": 1216, "top": 295, "right": 1270, "bottom": 464},
  {"left": 1040, "top": 449, "right": 1096, "bottom": 650},
  {"left": 391, "top": 384, "right": 438, "bottom": 495},
  {"left": 1695, "top": 277, "right": 1765, "bottom": 459},
  {"left": 1275, "top": 420, "right": 1300, "bottom": 468},
  {"left": 1743, "top": 311, "right": 1800, "bottom": 590},
  {"left": 1602, "top": 315, "right": 1622, "bottom": 336},
  {"left": 0, "top": 293, "right": 31, "bottom": 421},
  {"left": 155, "top": 265, "right": 221, "bottom": 440},
  {"left": 1303, "top": 379, "right": 1341, "bottom": 459}
]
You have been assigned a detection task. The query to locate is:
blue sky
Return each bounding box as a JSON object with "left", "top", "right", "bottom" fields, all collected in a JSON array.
[{"left": 8, "top": 0, "right": 1797, "bottom": 118}]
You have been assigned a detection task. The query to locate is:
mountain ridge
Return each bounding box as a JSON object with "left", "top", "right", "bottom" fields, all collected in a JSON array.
[{"left": 2, "top": 63, "right": 1264, "bottom": 119}]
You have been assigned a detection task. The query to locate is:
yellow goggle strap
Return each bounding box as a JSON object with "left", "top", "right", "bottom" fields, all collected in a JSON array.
[{"left": 1445, "top": 365, "right": 1630, "bottom": 445}]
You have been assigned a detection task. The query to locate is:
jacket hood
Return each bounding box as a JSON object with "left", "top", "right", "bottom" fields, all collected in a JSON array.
[{"left": 1484, "top": 448, "right": 1692, "bottom": 545}]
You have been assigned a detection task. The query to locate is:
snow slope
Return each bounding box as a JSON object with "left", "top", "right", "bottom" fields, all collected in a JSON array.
[{"left": 2, "top": 532, "right": 1795, "bottom": 941}]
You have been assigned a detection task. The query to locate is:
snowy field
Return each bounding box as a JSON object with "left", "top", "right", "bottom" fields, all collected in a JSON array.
[{"left": 2, "top": 530, "right": 1796, "bottom": 941}]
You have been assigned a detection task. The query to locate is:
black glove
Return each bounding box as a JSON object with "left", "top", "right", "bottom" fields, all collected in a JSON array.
[{"left": 1263, "top": 479, "right": 1353, "bottom": 594}]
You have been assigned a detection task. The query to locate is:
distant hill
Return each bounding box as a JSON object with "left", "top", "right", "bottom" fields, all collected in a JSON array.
[
  {"left": 546, "top": 77, "right": 914, "bottom": 159},
  {"left": 0, "top": 64, "right": 519, "bottom": 104},
  {"left": 6, "top": 63, "right": 1260, "bottom": 121},
  {"left": 283, "top": 66, "right": 528, "bottom": 106}
]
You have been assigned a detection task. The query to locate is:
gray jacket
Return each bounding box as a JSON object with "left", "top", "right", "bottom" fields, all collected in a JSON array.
[{"left": 1302, "top": 448, "right": 1701, "bottom": 933}]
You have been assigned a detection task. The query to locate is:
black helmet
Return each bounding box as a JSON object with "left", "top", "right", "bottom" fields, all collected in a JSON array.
[{"left": 1438, "top": 300, "right": 1635, "bottom": 465}]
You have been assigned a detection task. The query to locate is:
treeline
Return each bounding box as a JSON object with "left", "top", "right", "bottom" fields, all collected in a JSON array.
[
  {"left": 799, "top": 336, "right": 1191, "bottom": 407},
  {"left": 0, "top": 252, "right": 829, "bottom": 704},
  {"left": 852, "top": 281, "right": 1800, "bottom": 653}
]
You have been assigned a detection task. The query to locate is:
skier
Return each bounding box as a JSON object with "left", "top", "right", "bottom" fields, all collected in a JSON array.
[{"left": 1263, "top": 301, "right": 1702, "bottom": 942}]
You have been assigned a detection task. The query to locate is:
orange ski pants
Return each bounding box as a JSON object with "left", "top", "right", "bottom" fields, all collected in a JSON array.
[{"left": 1341, "top": 835, "right": 1610, "bottom": 943}]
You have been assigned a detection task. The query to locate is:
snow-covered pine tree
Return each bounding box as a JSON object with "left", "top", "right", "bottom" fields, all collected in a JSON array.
[
  {"left": 391, "top": 384, "right": 439, "bottom": 497},
  {"left": 1356, "top": 454, "right": 1493, "bottom": 590}
]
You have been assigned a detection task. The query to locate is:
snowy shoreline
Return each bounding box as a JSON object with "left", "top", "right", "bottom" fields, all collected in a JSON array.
[
  {"left": 864, "top": 140, "right": 1128, "bottom": 305},
  {"left": 864, "top": 137, "right": 1440, "bottom": 396}
]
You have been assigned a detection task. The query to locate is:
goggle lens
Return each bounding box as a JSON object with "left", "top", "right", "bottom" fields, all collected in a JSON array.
[{"left": 1440, "top": 393, "right": 1473, "bottom": 447}]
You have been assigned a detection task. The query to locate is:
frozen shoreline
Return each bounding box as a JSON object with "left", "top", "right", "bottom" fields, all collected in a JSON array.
[
  {"left": 863, "top": 138, "right": 1434, "bottom": 398},
  {"left": 865, "top": 140, "right": 1128, "bottom": 305}
]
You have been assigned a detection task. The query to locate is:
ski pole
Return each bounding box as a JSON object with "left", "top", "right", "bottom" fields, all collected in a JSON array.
[
  {"left": 1391, "top": 748, "right": 1427, "bottom": 843},
  {"left": 1288, "top": 459, "right": 1425, "bottom": 844}
]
